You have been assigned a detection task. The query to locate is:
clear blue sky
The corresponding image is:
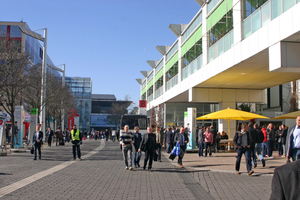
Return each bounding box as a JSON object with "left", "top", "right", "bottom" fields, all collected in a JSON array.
[{"left": 1, "top": 0, "right": 201, "bottom": 106}]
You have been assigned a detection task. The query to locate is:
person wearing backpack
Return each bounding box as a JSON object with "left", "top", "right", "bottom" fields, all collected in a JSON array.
[{"left": 254, "top": 123, "right": 266, "bottom": 167}]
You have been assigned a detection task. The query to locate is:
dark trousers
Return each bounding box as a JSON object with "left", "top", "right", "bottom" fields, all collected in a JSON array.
[
  {"left": 236, "top": 147, "right": 251, "bottom": 172},
  {"left": 167, "top": 143, "right": 172, "bottom": 153},
  {"left": 105, "top": 135, "right": 109, "bottom": 141},
  {"left": 156, "top": 144, "right": 161, "bottom": 161},
  {"left": 48, "top": 138, "right": 52, "bottom": 147},
  {"left": 198, "top": 142, "right": 204, "bottom": 157},
  {"left": 178, "top": 148, "right": 185, "bottom": 165},
  {"left": 267, "top": 140, "right": 274, "bottom": 157},
  {"left": 34, "top": 143, "right": 41, "bottom": 159},
  {"left": 278, "top": 143, "right": 283, "bottom": 155},
  {"left": 205, "top": 142, "right": 212, "bottom": 157},
  {"left": 72, "top": 142, "right": 81, "bottom": 159},
  {"left": 144, "top": 150, "right": 154, "bottom": 169},
  {"left": 250, "top": 146, "right": 256, "bottom": 166}
]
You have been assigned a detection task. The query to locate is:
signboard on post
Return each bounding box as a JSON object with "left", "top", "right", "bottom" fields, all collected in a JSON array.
[
  {"left": 0, "top": 119, "right": 7, "bottom": 156},
  {"left": 186, "top": 108, "right": 197, "bottom": 150},
  {"left": 14, "top": 106, "right": 24, "bottom": 148}
]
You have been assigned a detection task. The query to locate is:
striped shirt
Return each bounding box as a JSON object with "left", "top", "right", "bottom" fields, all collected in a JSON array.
[{"left": 120, "top": 131, "right": 134, "bottom": 148}]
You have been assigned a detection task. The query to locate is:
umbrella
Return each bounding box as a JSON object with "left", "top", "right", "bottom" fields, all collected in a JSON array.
[
  {"left": 272, "top": 110, "right": 300, "bottom": 120},
  {"left": 196, "top": 108, "right": 270, "bottom": 135}
]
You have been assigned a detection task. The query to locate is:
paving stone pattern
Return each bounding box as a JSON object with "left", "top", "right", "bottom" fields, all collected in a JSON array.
[{"left": 1, "top": 140, "right": 207, "bottom": 200}]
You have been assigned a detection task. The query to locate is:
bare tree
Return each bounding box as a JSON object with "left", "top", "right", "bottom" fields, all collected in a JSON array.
[
  {"left": 108, "top": 102, "right": 129, "bottom": 128},
  {"left": 150, "top": 107, "right": 156, "bottom": 128},
  {"left": 0, "top": 34, "right": 32, "bottom": 148}
]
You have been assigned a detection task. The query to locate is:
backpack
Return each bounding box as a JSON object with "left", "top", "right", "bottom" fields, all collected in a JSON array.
[{"left": 256, "top": 129, "right": 264, "bottom": 143}]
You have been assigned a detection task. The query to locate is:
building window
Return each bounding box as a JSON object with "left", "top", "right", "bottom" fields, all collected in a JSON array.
[
  {"left": 165, "top": 62, "right": 178, "bottom": 82},
  {"left": 182, "top": 39, "right": 202, "bottom": 68},
  {"left": 208, "top": 10, "right": 233, "bottom": 47},
  {"left": 243, "top": 0, "right": 268, "bottom": 19}
]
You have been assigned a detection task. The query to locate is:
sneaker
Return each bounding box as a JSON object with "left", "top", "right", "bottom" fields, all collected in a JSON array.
[
  {"left": 262, "top": 160, "right": 266, "bottom": 167},
  {"left": 159, "top": 160, "right": 162, "bottom": 162},
  {"left": 180, "top": 165, "right": 184, "bottom": 168},
  {"left": 236, "top": 171, "right": 240, "bottom": 175},
  {"left": 78, "top": 158, "right": 82, "bottom": 161},
  {"left": 125, "top": 166, "right": 129, "bottom": 170},
  {"left": 248, "top": 170, "right": 254, "bottom": 176}
]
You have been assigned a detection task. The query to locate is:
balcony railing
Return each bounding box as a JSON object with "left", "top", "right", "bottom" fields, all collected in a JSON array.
[
  {"left": 243, "top": 0, "right": 300, "bottom": 39},
  {"left": 155, "top": 86, "right": 164, "bottom": 99},
  {"left": 166, "top": 74, "right": 178, "bottom": 92},
  {"left": 208, "top": 30, "right": 234, "bottom": 63},
  {"left": 182, "top": 54, "right": 203, "bottom": 81},
  {"left": 147, "top": 94, "right": 153, "bottom": 103}
]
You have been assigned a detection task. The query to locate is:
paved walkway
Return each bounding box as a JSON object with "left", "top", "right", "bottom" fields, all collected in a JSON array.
[
  {"left": 162, "top": 149, "right": 287, "bottom": 200},
  {"left": 0, "top": 140, "right": 213, "bottom": 200}
]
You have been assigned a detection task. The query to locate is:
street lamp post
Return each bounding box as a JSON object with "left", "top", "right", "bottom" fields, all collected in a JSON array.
[
  {"left": 47, "top": 64, "right": 66, "bottom": 130},
  {"left": 19, "top": 26, "right": 47, "bottom": 134}
]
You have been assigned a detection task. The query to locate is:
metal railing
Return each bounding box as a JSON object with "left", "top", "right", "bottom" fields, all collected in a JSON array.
[
  {"left": 155, "top": 86, "right": 164, "bottom": 99},
  {"left": 182, "top": 54, "right": 203, "bottom": 81},
  {"left": 166, "top": 74, "right": 178, "bottom": 92}
]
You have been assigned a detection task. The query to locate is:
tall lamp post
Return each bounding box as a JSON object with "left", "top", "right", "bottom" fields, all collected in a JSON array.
[
  {"left": 47, "top": 64, "right": 66, "bottom": 130},
  {"left": 19, "top": 26, "right": 47, "bottom": 134}
]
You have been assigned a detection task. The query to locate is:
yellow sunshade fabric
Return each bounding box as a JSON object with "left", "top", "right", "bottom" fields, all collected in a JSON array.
[
  {"left": 196, "top": 108, "right": 270, "bottom": 121},
  {"left": 273, "top": 110, "right": 300, "bottom": 120}
]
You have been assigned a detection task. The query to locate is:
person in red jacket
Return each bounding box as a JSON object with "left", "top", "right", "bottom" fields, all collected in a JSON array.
[{"left": 261, "top": 125, "right": 267, "bottom": 157}]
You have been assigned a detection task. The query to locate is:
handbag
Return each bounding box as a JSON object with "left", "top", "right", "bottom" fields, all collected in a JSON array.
[
  {"left": 169, "top": 153, "right": 176, "bottom": 160},
  {"left": 30, "top": 146, "right": 34, "bottom": 154}
]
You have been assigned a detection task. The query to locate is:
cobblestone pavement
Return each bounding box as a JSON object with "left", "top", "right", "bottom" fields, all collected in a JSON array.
[
  {"left": 162, "top": 150, "right": 279, "bottom": 200},
  {"left": 0, "top": 140, "right": 213, "bottom": 200}
]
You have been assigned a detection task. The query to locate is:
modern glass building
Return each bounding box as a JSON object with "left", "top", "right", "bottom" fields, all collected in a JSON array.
[
  {"left": 65, "top": 77, "right": 92, "bottom": 131},
  {"left": 137, "top": 0, "right": 300, "bottom": 138},
  {"left": 0, "top": 21, "right": 57, "bottom": 74}
]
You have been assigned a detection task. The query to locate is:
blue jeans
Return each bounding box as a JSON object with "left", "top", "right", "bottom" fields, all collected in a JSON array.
[
  {"left": 262, "top": 142, "right": 267, "bottom": 157},
  {"left": 236, "top": 147, "right": 251, "bottom": 172},
  {"left": 291, "top": 149, "right": 300, "bottom": 161},
  {"left": 198, "top": 142, "right": 204, "bottom": 157},
  {"left": 167, "top": 143, "right": 171, "bottom": 153},
  {"left": 133, "top": 151, "right": 141, "bottom": 166},
  {"left": 205, "top": 142, "right": 211, "bottom": 157},
  {"left": 254, "top": 143, "right": 264, "bottom": 165}
]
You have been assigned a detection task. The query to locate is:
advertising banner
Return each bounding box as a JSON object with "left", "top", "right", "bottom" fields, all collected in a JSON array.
[
  {"left": 186, "top": 108, "right": 197, "bottom": 150},
  {"left": 29, "top": 108, "right": 38, "bottom": 146},
  {"left": 14, "top": 106, "right": 24, "bottom": 148},
  {"left": 0, "top": 120, "right": 4, "bottom": 149},
  {"left": 91, "top": 115, "right": 107, "bottom": 126}
]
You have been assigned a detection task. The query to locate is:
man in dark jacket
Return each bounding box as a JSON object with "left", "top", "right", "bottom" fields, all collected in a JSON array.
[
  {"left": 275, "top": 125, "right": 284, "bottom": 156},
  {"left": 210, "top": 125, "right": 217, "bottom": 153},
  {"left": 198, "top": 126, "right": 205, "bottom": 157},
  {"left": 270, "top": 159, "right": 300, "bottom": 200},
  {"left": 32, "top": 125, "right": 43, "bottom": 160},
  {"left": 132, "top": 126, "right": 142, "bottom": 168},
  {"left": 267, "top": 123, "right": 276, "bottom": 158},
  {"left": 165, "top": 128, "right": 173, "bottom": 153},
  {"left": 46, "top": 127, "right": 53, "bottom": 147},
  {"left": 174, "top": 127, "right": 188, "bottom": 168},
  {"left": 248, "top": 122, "right": 258, "bottom": 168},
  {"left": 234, "top": 123, "right": 253, "bottom": 175},
  {"left": 286, "top": 116, "right": 300, "bottom": 161},
  {"left": 138, "top": 126, "right": 157, "bottom": 171}
]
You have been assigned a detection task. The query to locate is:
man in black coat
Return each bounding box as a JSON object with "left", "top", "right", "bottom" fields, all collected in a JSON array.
[
  {"left": 32, "top": 125, "right": 43, "bottom": 160},
  {"left": 248, "top": 122, "right": 258, "bottom": 168},
  {"left": 270, "top": 159, "right": 300, "bottom": 200},
  {"left": 46, "top": 127, "right": 53, "bottom": 147},
  {"left": 174, "top": 127, "right": 188, "bottom": 168},
  {"left": 210, "top": 125, "right": 217, "bottom": 153}
]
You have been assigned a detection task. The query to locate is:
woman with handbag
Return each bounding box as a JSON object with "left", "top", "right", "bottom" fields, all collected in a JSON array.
[{"left": 138, "top": 126, "right": 157, "bottom": 172}]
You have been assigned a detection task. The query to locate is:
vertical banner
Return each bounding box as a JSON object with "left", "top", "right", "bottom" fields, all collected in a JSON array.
[
  {"left": 29, "top": 108, "right": 38, "bottom": 146},
  {"left": 14, "top": 106, "right": 24, "bottom": 148},
  {"left": 186, "top": 107, "right": 197, "bottom": 150},
  {"left": 0, "top": 120, "right": 4, "bottom": 149}
]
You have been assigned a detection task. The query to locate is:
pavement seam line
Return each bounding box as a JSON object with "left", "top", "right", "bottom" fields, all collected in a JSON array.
[{"left": 0, "top": 139, "right": 105, "bottom": 198}]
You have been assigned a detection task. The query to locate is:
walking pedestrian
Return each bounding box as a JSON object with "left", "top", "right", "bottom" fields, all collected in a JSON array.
[
  {"left": 198, "top": 126, "right": 205, "bottom": 157},
  {"left": 155, "top": 126, "right": 164, "bottom": 162},
  {"left": 47, "top": 127, "right": 53, "bottom": 147},
  {"left": 165, "top": 128, "right": 173, "bottom": 153},
  {"left": 248, "top": 122, "right": 258, "bottom": 168},
  {"left": 71, "top": 125, "right": 82, "bottom": 160},
  {"left": 105, "top": 129, "right": 109, "bottom": 141},
  {"left": 267, "top": 123, "right": 276, "bottom": 158},
  {"left": 32, "top": 125, "right": 43, "bottom": 160},
  {"left": 132, "top": 126, "right": 142, "bottom": 168},
  {"left": 139, "top": 126, "right": 157, "bottom": 171},
  {"left": 174, "top": 127, "right": 188, "bottom": 168},
  {"left": 286, "top": 116, "right": 300, "bottom": 161},
  {"left": 234, "top": 123, "right": 253, "bottom": 175},
  {"left": 204, "top": 127, "right": 213, "bottom": 157},
  {"left": 120, "top": 125, "right": 134, "bottom": 170},
  {"left": 261, "top": 125, "right": 268, "bottom": 157},
  {"left": 254, "top": 123, "right": 266, "bottom": 167}
]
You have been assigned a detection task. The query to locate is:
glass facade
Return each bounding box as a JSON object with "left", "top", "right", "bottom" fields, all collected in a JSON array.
[
  {"left": 165, "top": 103, "right": 219, "bottom": 128},
  {"left": 243, "top": 0, "right": 300, "bottom": 39},
  {"left": 207, "top": 0, "right": 222, "bottom": 14},
  {"left": 182, "top": 12, "right": 202, "bottom": 44},
  {"left": 243, "top": 0, "right": 268, "bottom": 19},
  {"left": 166, "top": 42, "right": 178, "bottom": 61},
  {"left": 65, "top": 77, "right": 92, "bottom": 131}
]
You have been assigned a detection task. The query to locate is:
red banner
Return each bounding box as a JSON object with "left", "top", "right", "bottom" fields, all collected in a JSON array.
[{"left": 139, "top": 100, "right": 147, "bottom": 108}]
